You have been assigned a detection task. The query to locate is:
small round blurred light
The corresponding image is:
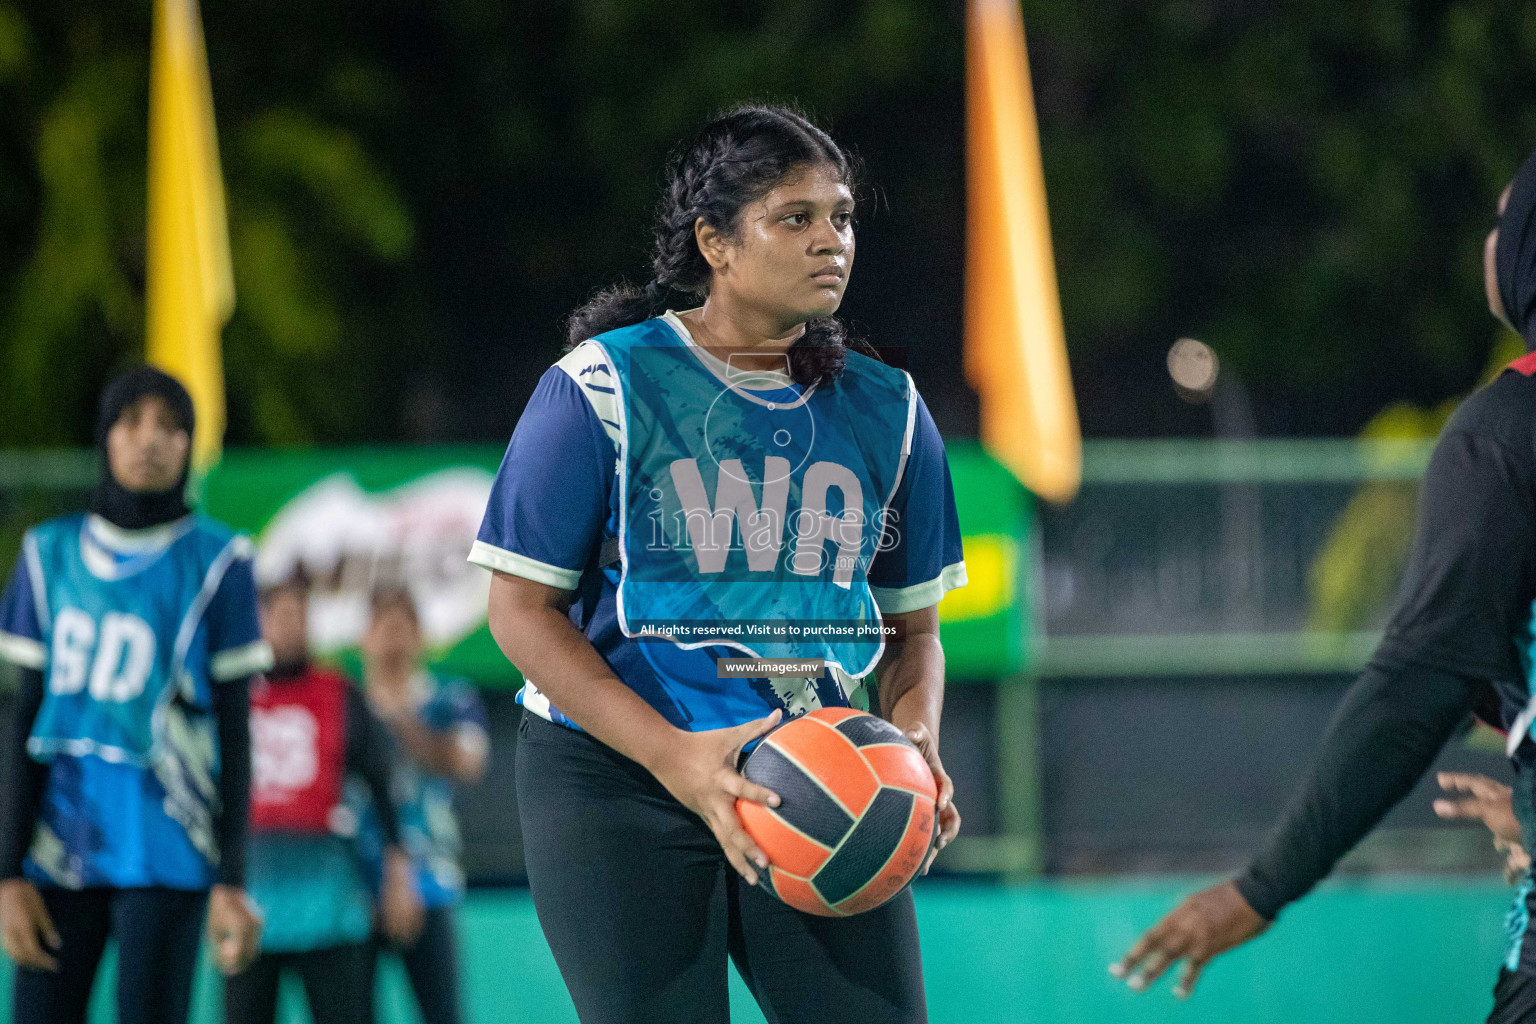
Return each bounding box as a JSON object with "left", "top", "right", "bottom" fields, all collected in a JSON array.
[{"left": 1168, "top": 337, "right": 1219, "bottom": 401}]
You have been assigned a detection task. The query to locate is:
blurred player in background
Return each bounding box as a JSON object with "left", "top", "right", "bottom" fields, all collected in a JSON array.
[
  {"left": 472, "top": 106, "right": 965, "bottom": 1024},
  {"left": 0, "top": 367, "right": 266, "bottom": 1024},
  {"left": 1114, "top": 146, "right": 1536, "bottom": 1024},
  {"left": 356, "top": 584, "right": 488, "bottom": 1024},
  {"left": 226, "top": 568, "right": 422, "bottom": 1024}
]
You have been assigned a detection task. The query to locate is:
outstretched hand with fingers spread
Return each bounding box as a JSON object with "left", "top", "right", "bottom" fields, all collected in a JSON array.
[
  {"left": 1434, "top": 772, "right": 1528, "bottom": 883},
  {"left": 648, "top": 710, "right": 784, "bottom": 886},
  {"left": 1111, "top": 880, "right": 1269, "bottom": 999}
]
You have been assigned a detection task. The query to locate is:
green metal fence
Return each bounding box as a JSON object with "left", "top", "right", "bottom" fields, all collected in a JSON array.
[{"left": 1037, "top": 437, "right": 1437, "bottom": 677}]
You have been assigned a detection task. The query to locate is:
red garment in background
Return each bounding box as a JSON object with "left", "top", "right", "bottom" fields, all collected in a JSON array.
[{"left": 249, "top": 667, "right": 348, "bottom": 834}]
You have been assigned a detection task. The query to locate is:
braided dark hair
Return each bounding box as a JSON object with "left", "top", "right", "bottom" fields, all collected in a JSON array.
[{"left": 565, "top": 105, "right": 881, "bottom": 388}]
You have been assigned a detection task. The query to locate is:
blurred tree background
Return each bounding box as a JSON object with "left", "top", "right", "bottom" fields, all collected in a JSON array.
[{"left": 1, "top": 0, "right": 1534, "bottom": 447}]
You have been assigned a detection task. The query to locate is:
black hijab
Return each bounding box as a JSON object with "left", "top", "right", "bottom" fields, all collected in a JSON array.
[
  {"left": 1496, "top": 147, "right": 1536, "bottom": 350},
  {"left": 88, "top": 366, "right": 196, "bottom": 530}
]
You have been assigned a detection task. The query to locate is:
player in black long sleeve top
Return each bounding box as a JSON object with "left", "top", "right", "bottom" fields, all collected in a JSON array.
[
  {"left": 1115, "top": 148, "right": 1536, "bottom": 1023},
  {"left": 1237, "top": 387, "right": 1536, "bottom": 920},
  {"left": 0, "top": 370, "right": 268, "bottom": 1024}
]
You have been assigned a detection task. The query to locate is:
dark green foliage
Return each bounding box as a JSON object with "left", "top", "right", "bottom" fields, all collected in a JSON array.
[
  {"left": 1029, "top": 0, "right": 1536, "bottom": 434},
  {"left": 0, "top": 1, "right": 1531, "bottom": 443}
]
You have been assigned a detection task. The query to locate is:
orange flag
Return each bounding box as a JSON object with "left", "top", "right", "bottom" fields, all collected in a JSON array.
[{"left": 965, "top": 0, "right": 1081, "bottom": 503}]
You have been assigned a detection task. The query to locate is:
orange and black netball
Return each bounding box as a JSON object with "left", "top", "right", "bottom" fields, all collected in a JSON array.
[{"left": 736, "top": 708, "right": 939, "bottom": 917}]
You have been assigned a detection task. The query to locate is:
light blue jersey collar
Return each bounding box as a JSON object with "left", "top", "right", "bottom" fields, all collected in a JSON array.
[
  {"left": 659, "top": 309, "right": 796, "bottom": 392},
  {"left": 80, "top": 514, "right": 196, "bottom": 581}
]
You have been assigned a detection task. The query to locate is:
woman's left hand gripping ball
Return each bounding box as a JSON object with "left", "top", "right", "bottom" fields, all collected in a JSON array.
[{"left": 903, "top": 722, "right": 960, "bottom": 875}]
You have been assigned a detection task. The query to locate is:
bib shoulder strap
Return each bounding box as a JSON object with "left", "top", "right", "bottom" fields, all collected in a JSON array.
[
  {"left": 589, "top": 317, "right": 679, "bottom": 353},
  {"left": 28, "top": 514, "right": 83, "bottom": 561},
  {"left": 1507, "top": 351, "right": 1536, "bottom": 376},
  {"left": 841, "top": 348, "right": 910, "bottom": 391},
  {"left": 308, "top": 667, "right": 352, "bottom": 705}
]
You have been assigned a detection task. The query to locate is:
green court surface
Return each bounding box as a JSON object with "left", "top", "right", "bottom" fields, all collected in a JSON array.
[{"left": 0, "top": 878, "right": 1513, "bottom": 1023}]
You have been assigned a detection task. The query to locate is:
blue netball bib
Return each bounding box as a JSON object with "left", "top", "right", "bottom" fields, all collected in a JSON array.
[
  {"left": 1495, "top": 602, "right": 1536, "bottom": 972},
  {"left": 594, "top": 317, "right": 915, "bottom": 678},
  {"left": 24, "top": 514, "right": 251, "bottom": 873}
]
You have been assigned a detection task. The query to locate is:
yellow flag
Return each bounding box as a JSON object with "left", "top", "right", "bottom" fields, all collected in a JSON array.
[
  {"left": 146, "top": 0, "right": 234, "bottom": 472},
  {"left": 965, "top": 0, "right": 1081, "bottom": 503}
]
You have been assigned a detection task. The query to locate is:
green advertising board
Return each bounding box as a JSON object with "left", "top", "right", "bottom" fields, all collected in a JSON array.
[
  {"left": 200, "top": 440, "right": 1032, "bottom": 688},
  {"left": 933, "top": 442, "right": 1034, "bottom": 680}
]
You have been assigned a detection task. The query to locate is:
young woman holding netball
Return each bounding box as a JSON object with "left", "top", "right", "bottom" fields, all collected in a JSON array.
[{"left": 470, "top": 105, "right": 966, "bottom": 1024}]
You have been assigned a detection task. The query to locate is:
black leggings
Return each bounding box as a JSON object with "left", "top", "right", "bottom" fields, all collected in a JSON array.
[
  {"left": 372, "top": 904, "right": 464, "bottom": 1024},
  {"left": 12, "top": 886, "right": 208, "bottom": 1024},
  {"left": 516, "top": 712, "right": 928, "bottom": 1024},
  {"left": 1491, "top": 968, "right": 1536, "bottom": 1024},
  {"left": 223, "top": 942, "right": 374, "bottom": 1024}
]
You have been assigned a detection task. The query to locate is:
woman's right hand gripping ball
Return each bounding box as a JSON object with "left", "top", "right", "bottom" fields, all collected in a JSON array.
[{"left": 648, "top": 710, "right": 783, "bottom": 886}]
